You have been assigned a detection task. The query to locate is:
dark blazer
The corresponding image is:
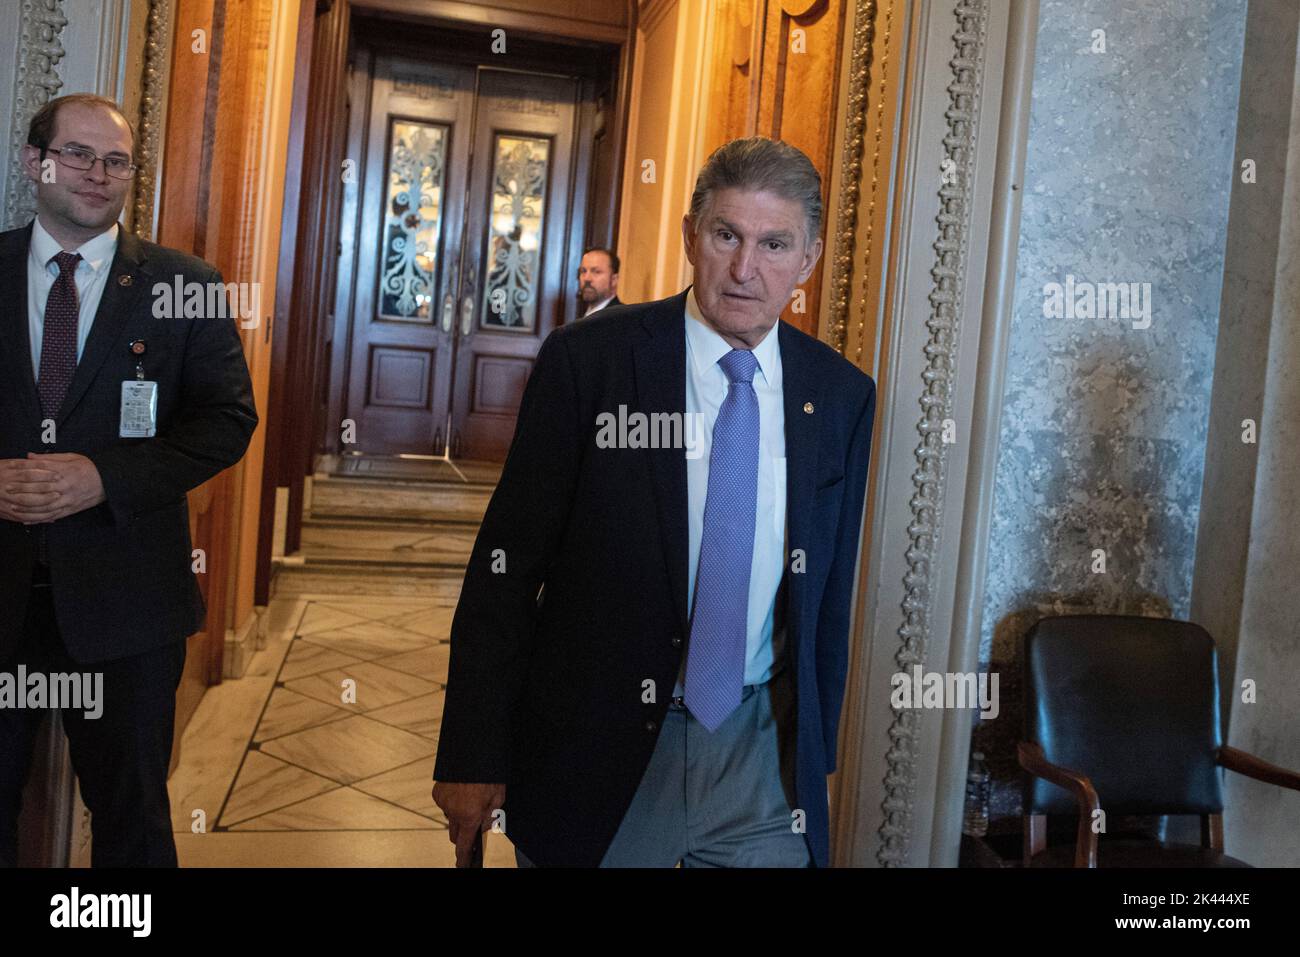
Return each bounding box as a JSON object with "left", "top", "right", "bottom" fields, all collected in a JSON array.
[
  {"left": 0, "top": 221, "right": 258, "bottom": 664},
  {"left": 582, "top": 294, "right": 621, "bottom": 317},
  {"left": 434, "top": 287, "right": 876, "bottom": 867}
]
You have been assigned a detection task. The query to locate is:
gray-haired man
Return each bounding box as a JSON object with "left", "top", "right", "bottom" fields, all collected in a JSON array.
[{"left": 433, "top": 137, "right": 876, "bottom": 868}]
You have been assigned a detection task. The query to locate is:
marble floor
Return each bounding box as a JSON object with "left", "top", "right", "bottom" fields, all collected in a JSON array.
[{"left": 167, "top": 592, "right": 518, "bottom": 867}]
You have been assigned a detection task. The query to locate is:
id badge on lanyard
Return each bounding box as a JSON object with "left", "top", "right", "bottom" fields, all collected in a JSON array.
[{"left": 120, "top": 339, "right": 157, "bottom": 437}]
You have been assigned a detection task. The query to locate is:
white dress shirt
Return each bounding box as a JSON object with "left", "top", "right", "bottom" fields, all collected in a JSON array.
[
  {"left": 673, "top": 286, "right": 787, "bottom": 698},
  {"left": 27, "top": 215, "right": 120, "bottom": 377},
  {"left": 581, "top": 294, "right": 615, "bottom": 317}
]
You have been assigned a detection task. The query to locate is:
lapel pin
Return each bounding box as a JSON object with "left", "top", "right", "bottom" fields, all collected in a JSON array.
[
  {"left": 803, "top": 402, "right": 814, "bottom": 414},
  {"left": 118, "top": 274, "right": 133, "bottom": 286}
]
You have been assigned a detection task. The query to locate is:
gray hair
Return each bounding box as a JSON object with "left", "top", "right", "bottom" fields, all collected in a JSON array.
[{"left": 687, "top": 137, "right": 822, "bottom": 246}]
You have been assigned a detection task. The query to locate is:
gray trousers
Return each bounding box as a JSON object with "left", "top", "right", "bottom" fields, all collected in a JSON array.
[{"left": 515, "top": 664, "right": 812, "bottom": 867}]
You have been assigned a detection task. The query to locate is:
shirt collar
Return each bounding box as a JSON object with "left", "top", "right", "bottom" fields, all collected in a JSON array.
[
  {"left": 30, "top": 214, "right": 119, "bottom": 276},
  {"left": 585, "top": 294, "right": 614, "bottom": 315},
  {"left": 684, "top": 285, "right": 781, "bottom": 389}
]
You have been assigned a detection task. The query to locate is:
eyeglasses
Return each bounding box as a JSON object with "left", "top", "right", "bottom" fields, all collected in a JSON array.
[{"left": 46, "top": 146, "right": 138, "bottom": 180}]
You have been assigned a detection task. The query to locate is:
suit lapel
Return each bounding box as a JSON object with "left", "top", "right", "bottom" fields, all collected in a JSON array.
[
  {"left": 57, "top": 229, "right": 148, "bottom": 427},
  {"left": 0, "top": 223, "right": 40, "bottom": 427},
  {"left": 633, "top": 289, "right": 691, "bottom": 636},
  {"left": 778, "top": 321, "right": 823, "bottom": 653}
]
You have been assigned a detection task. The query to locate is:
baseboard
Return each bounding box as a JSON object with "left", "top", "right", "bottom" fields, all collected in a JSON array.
[{"left": 223, "top": 607, "right": 265, "bottom": 679}]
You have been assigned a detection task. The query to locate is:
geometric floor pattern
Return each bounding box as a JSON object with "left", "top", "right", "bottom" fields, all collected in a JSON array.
[{"left": 212, "top": 599, "right": 452, "bottom": 832}]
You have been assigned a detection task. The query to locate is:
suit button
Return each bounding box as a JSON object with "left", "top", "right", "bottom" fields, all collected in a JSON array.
[
  {"left": 644, "top": 720, "right": 657, "bottom": 733},
  {"left": 671, "top": 637, "right": 682, "bottom": 647}
]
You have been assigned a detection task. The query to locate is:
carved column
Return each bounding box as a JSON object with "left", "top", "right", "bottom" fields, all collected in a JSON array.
[
  {"left": 2, "top": 0, "right": 68, "bottom": 230},
  {"left": 829, "top": 0, "right": 1039, "bottom": 866}
]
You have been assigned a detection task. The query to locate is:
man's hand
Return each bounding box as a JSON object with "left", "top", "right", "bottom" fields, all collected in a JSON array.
[
  {"left": 0, "top": 453, "right": 106, "bottom": 524},
  {"left": 432, "top": 781, "right": 506, "bottom": 867}
]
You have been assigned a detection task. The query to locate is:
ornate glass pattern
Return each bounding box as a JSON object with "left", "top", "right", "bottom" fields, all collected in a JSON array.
[
  {"left": 481, "top": 135, "right": 550, "bottom": 330},
  {"left": 379, "top": 120, "right": 447, "bottom": 320}
]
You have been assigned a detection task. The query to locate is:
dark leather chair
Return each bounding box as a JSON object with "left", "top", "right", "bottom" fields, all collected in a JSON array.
[{"left": 1017, "top": 614, "right": 1300, "bottom": 867}]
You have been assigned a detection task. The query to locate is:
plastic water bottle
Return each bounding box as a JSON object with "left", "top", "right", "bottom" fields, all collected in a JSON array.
[{"left": 962, "top": 750, "right": 990, "bottom": 837}]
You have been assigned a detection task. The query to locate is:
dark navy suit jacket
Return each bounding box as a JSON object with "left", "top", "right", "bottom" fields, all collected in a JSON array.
[
  {"left": 433, "top": 286, "right": 876, "bottom": 867},
  {"left": 0, "top": 221, "right": 258, "bottom": 663}
]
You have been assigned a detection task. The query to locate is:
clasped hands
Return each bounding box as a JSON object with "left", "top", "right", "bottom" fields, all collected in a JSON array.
[{"left": 0, "top": 453, "right": 107, "bottom": 524}]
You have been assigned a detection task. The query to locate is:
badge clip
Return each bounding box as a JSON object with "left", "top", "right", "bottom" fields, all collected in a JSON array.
[{"left": 129, "top": 340, "right": 146, "bottom": 381}]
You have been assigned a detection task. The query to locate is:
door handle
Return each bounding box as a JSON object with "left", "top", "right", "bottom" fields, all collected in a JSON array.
[
  {"left": 441, "top": 295, "right": 454, "bottom": 332},
  {"left": 461, "top": 295, "right": 474, "bottom": 337}
]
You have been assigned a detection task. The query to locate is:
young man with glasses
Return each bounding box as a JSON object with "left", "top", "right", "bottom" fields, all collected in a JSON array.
[{"left": 0, "top": 94, "right": 258, "bottom": 866}]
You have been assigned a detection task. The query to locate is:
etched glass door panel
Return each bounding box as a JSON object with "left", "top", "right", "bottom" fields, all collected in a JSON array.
[
  {"left": 379, "top": 120, "right": 448, "bottom": 322},
  {"left": 481, "top": 134, "right": 550, "bottom": 331}
]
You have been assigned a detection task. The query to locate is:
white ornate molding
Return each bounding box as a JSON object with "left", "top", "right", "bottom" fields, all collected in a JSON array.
[
  {"left": 876, "top": 0, "right": 989, "bottom": 867},
  {"left": 4, "top": 0, "right": 68, "bottom": 229},
  {"left": 831, "top": 0, "right": 1036, "bottom": 867}
]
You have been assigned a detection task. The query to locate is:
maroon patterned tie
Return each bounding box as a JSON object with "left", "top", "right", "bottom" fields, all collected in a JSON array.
[
  {"left": 32, "top": 250, "right": 81, "bottom": 565},
  {"left": 37, "top": 251, "right": 82, "bottom": 418}
]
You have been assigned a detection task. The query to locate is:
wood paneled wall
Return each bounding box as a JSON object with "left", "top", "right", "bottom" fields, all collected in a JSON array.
[
  {"left": 347, "top": 0, "right": 628, "bottom": 39},
  {"left": 155, "top": 0, "right": 295, "bottom": 757},
  {"left": 155, "top": 0, "right": 229, "bottom": 751},
  {"left": 703, "top": 0, "right": 757, "bottom": 148}
]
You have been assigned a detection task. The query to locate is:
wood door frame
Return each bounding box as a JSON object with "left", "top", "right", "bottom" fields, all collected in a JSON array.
[
  {"left": 255, "top": 0, "right": 637, "bottom": 604},
  {"left": 155, "top": 0, "right": 237, "bottom": 757}
]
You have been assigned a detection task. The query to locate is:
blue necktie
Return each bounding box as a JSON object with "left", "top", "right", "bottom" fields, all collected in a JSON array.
[{"left": 684, "top": 348, "right": 760, "bottom": 732}]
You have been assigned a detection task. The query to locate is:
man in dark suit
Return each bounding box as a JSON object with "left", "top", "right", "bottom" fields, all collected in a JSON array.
[
  {"left": 0, "top": 94, "right": 257, "bottom": 866},
  {"left": 433, "top": 137, "right": 875, "bottom": 867},
  {"left": 576, "top": 246, "right": 622, "bottom": 317}
]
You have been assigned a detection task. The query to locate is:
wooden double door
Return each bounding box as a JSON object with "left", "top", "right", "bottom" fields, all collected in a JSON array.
[{"left": 340, "top": 50, "right": 582, "bottom": 461}]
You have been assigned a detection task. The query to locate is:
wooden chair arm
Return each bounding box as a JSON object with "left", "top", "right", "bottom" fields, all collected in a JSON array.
[
  {"left": 1218, "top": 745, "right": 1300, "bottom": 792},
  {"left": 1018, "top": 741, "right": 1100, "bottom": 867}
]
